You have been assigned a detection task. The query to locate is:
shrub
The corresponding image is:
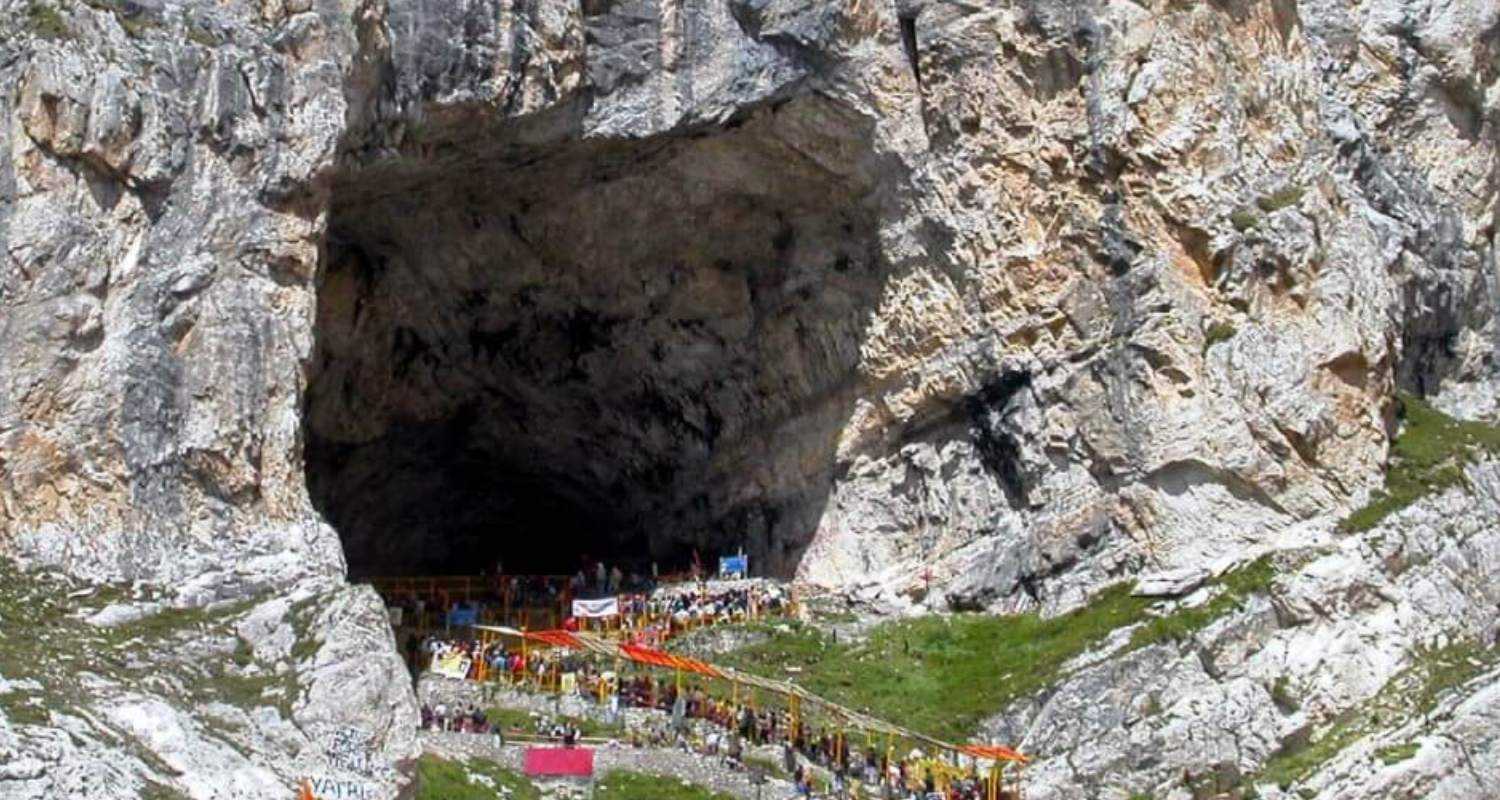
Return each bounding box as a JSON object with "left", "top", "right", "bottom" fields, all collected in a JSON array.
[
  {"left": 1256, "top": 186, "right": 1305, "bottom": 213},
  {"left": 1375, "top": 742, "right": 1419, "bottom": 765},
  {"left": 1230, "top": 209, "right": 1260, "bottom": 232},
  {"left": 1203, "top": 321, "right": 1237, "bottom": 353},
  {"left": 1270, "top": 676, "right": 1300, "bottom": 713}
]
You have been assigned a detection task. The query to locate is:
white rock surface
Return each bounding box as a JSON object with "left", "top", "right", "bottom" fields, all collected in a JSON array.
[
  {"left": 0, "top": 0, "right": 1496, "bottom": 797},
  {"left": 985, "top": 460, "right": 1500, "bottom": 799}
]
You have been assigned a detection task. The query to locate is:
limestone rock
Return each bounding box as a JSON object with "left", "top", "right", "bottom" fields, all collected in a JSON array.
[
  {"left": 0, "top": 0, "right": 1496, "bottom": 796},
  {"left": 984, "top": 460, "right": 1500, "bottom": 799}
]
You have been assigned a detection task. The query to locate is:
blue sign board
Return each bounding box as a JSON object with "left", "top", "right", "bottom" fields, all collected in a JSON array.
[{"left": 719, "top": 555, "right": 749, "bottom": 578}]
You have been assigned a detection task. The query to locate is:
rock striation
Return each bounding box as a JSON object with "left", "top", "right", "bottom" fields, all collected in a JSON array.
[
  {"left": 984, "top": 459, "right": 1500, "bottom": 799},
  {"left": 0, "top": 0, "right": 1496, "bottom": 798}
]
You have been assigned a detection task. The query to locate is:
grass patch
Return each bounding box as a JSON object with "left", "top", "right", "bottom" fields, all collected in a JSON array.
[
  {"left": 1230, "top": 208, "right": 1260, "bottom": 232},
  {"left": 231, "top": 638, "right": 254, "bottom": 668},
  {"left": 486, "top": 706, "right": 537, "bottom": 733},
  {"left": 413, "top": 754, "right": 541, "bottom": 800},
  {"left": 486, "top": 706, "right": 616, "bottom": 739},
  {"left": 744, "top": 754, "right": 788, "bottom": 781},
  {"left": 0, "top": 557, "right": 309, "bottom": 735},
  {"left": 0, "top": 692, "right": 52, "bottom": 726},
  {"left": 1256, "top": 186, "right": 1305, "bottom": 213},
  {"left": 284, "top": 596, "right": 323, "bottom": 664},
  {"left": 710, "top": 583, "right": 1154, "bottom": 741},
  {"left": 699, "top": 558, "right": 1285, "bottom": 742},
  {"left": 595, "top": 770, "right": 737, "bottom": 800},
  {"left": 1127, "top": 555, "right": 1277, "bottom": 650},
  {"left": 1340, "top": 394, "right": 1500, "bottom": 533},
  {"left": 561, "top": 712, "right": 617, "bottom": 739},
  {"left": 1203, "top": 320, "right": 1237, "bottom": 354},
  {"left": 1270, "top": 676, "right": 1301, "bottom": 713},
  {"left": 99, "top": 599, "right": 257, "bottom": 649},
  {"left": 185, "top": 23, "right": 218, "bottom": 48},
  {"left": 1259, "top": 710, "right": 1364, "bottom": 790},
  {"left": 25, "top": 2, "right": 70, "bottom": 39},
  {"left": 190, "top": 669, "right": 299, "bottom": 719},
  {"left": 1257, "top": 638, "right": 1499, "bottom": 790},
  {"left": 289, "top": 631, "right": 320, "bottom": 663},
  {"left": 1409, "top": 640, "right": 1498, "bottom": 714},
  {"left": 1375, "top": 742, "right": 1419, "bottom": 765},
  {"left": 140, "top": 781, "right": 190, "bottom": 800}
]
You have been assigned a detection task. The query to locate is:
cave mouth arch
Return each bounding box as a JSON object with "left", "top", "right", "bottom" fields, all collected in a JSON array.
[{"left": 303, "top": 97, "right": 890, "bottom": 582}]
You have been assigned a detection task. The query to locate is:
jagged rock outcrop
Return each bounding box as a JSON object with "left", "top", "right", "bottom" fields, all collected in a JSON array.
[
  {"left": 0, "top": 0, "right": 1495, "bottom": 797},
  {"left": 983, "top": 459, "right": 1500, "bottom": 800}
]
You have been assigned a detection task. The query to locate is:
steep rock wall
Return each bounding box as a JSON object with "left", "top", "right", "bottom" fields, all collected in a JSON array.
[
  {"left": 0, "top": 0, "right": 1496, "bottom": 797},
  {"left": 2, "top": 0, "right": 1495, "bottom": 606}
]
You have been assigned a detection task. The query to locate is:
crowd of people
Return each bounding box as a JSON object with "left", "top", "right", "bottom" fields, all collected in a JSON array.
[
  {"left": 418, "top": 702, "right": 494, "bottom": 734},
  {"left": 383, "top": 558, "right": 792, "bottom": 671},
  {"left": 420, "top": 653, "right": 1015, "bottom": 799},
  {"left": 641, "top": 582, "right": 789, "bottom": 627},
  {"left": 404, "top": 579, "right": 791, "bottom": 676},
  {"left": 396, "top": 568, "right": 1014, "bottom": 798}
]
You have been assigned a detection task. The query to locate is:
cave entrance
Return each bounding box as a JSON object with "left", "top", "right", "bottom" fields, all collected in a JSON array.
[{"left": 303, "top": 97, "right": 887, "bottom": 582}]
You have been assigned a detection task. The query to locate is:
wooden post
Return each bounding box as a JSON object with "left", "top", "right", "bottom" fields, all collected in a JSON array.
[{"left": 475, "top": 630, "right": 486, "bottom": 683}]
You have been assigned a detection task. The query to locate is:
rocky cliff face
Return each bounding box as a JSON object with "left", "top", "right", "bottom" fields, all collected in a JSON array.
[
  {"left": 0, "top": 0, "right": 1495, "bottom": 798},
  {"left": 987, "top": 458, "right": 1500, "bottom": 799}
]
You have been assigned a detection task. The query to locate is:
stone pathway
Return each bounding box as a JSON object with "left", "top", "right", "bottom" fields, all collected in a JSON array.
[{"left": 422, "top": 731, "right": 799, "bottom": 800}]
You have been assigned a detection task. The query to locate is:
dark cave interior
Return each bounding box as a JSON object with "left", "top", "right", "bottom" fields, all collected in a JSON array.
[{"left": 303, "top": 98, "right": 889, "bottom": 580}]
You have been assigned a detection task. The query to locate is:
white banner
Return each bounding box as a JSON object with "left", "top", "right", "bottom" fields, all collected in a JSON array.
[
  {"left": 432, "top": 652, "right": 470, "bottom": 679},
  {"left": 571, "top": 597, "right": 620, "bottom": 618}
]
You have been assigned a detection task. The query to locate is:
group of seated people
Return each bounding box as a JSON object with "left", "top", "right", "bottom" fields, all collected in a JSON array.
[
  {"left": 418, "top": 703, "right": 492, "bottom": 734},
  {"left": 642, "top": 582, "right": 790, "bottom": 627}
]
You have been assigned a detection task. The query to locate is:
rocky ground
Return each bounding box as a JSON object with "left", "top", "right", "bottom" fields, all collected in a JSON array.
[{"left": 0, "top": 568, "right": 415, "bottom": 800}]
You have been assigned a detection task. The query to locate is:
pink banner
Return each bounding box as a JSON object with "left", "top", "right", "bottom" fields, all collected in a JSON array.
[{"left": 523, "top": 747, "right": 595, "bottom": 778}]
